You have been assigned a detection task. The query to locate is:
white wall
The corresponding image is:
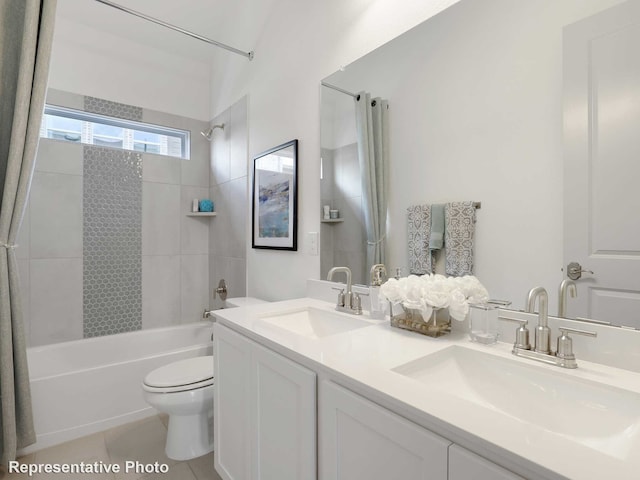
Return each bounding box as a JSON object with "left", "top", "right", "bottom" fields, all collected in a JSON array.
[
  {"left": 208, "top": 0, "right": 462, "bottom": 301},
  {"left": 325, "top": 0, "right": 625, "bottom": 311},
  {"left": 210, "top": 0, "right": 626, "bottom": 308},
  {"left": 49, "top": 16, "right": 211, "bottom": 121}
]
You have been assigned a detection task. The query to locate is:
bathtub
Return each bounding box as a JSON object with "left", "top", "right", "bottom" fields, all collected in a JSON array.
[{"left": 20, "top": 321, "right": 213, "bottom": 454}]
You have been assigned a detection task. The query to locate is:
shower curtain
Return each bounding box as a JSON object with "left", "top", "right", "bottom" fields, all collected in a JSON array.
[
  {"left": 355, "top": 92, "right": 388, "bottom": 274},
  {"left": 0, "top": 0, "right": 57, "bottom": 463}
]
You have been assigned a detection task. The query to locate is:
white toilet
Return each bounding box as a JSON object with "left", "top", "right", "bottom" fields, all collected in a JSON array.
[{"left": 142, "top": 297, "right": 266, "bottom": 460}]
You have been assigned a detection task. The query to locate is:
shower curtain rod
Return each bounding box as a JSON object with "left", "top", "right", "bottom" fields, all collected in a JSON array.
[
  {"left": 94, "top": 0, "right": 254, "bottom": 60},
  {"left": 321, "top": 81, "right": 357, "bottom": 98}
]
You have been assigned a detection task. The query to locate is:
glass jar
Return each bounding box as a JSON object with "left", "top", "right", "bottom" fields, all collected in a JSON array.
[
  {"left": 468, "top": 301, "right": 510, "bottom": 344},
  {"left": 390, "top": 306, "right": 451, "bottom": 337}
]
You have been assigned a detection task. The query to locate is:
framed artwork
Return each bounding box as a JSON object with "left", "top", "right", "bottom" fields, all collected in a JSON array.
[{"left": 252, "top": 139, "right": 298, "bottom": 250}]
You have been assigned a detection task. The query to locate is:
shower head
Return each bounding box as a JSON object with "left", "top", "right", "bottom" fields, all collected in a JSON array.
[{"left": 201, "top": 123, "right": 225, "bottom": 141}]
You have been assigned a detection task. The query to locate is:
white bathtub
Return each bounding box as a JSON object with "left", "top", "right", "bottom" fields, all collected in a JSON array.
[{"left": 20, "top": 322, "right": 213, "bottom": 454}]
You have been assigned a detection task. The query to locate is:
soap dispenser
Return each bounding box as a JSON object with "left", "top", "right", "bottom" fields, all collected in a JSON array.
[{"left": 369, "top": 264, "right": 387, "bottom": 319}]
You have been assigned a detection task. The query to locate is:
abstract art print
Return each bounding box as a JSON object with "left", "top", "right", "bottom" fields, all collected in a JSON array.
[{"left": 252, "top": 139, "right": 298, "bottom": 250}]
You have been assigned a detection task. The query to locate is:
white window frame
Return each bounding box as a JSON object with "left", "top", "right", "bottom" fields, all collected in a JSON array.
[{"left": 41, "top": 105, "right": 191, "bottom": 160}]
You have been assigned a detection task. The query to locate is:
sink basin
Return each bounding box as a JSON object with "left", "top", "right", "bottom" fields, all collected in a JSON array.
[
  {"left": 256, "top": 307, "right": 372, "bottom": 339},
  {"left": 392, "top": 346, "right": 640, "bottom": 457}
]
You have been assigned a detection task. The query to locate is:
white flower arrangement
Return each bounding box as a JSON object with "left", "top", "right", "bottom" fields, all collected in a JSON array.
[{"left": 379, "top": 274, "right": 489, "bottom": 322}]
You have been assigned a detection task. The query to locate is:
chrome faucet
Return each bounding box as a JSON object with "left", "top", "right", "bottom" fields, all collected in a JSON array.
[
  {"left": 499, "top": 285, "right": 597, "bottom": 369},
  {"left": 526, "top": 286, "right": 550, "bottom": 354},
  {"left": 327, "top": 266, "right": 364, "bottom": 314},
  {"left": 558, "top": 279, "right": 577, "bottom": 317}
]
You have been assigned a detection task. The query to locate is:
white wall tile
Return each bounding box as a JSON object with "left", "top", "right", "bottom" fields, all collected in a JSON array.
[
  {"left": 209, "top": 110, "right": 230, "bottom": 186},
  {"left": 182, "top": 155, "right": 210, "bottom": 188},
  {"left": 210, "top": 177, "right": 247, "bottom": 259},
  {"left": 181, "top": 254, "right": 210, "bottom": 323},
  {"left": 46, "top": 88, "right": 83, "bottom": 110},
  {"left": 334, "top": 250, "right": 366, "bottom": 287},
  {"left": 142, "top": 255, "right": 181, "bottom": 329},
  {"left": 30, "top": 258, "right": 83, "bottom": 346},
  {"left": 142, "top": 182, "right": 180, "bottom": 255},
  {"left": 182, "top": 119, "right": 211, "bottom": 187},
  {"left": 181, "top": 186, "right": 210, "bottom": 255},
  {"left": 212, "top": 256, "right": 246, "bottom": 300},
  {"left": 35, "top": 139, "right": 83, "bottom": 176},
  {"left": 334, "top": 143, "right": 361, "bottom": 200},
  {"left": 30, "top": 172, "right": 83, "bottom": 259},
  {"left": 320, "top": 148, "right": 335, "bottom": 205},
  {"left": 320, "top": 223, "right": 335, "bottom": 280},
  {"left": 229, "top": 97, "right": 248, "bottom": 181},
  {"left": 334, "top": 194, "right": 365, "bottom": 252},
  {"left": 142, "top": 154, "right": 181, "bottom": 185}
]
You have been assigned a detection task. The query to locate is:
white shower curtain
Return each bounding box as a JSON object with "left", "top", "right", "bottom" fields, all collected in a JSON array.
[{"left": 354, "top": 92, "right": 388, "bottom": 274}]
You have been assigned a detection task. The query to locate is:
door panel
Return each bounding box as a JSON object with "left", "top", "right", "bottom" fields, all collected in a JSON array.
[{"left": 563, "top": 0, "right": 640, "bottom": 327}]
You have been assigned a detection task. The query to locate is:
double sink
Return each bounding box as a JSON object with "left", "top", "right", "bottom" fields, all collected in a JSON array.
[{"left": 254, "top": 304, "right": 640, "bottom": 456}]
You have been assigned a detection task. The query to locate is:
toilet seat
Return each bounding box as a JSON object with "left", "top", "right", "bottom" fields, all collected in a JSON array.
[{"left": 143, "top": 356, "right": 214, "bottom": 394}]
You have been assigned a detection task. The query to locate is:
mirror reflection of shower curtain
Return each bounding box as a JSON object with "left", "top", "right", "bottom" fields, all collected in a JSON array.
[{"left": 355, "top": 92, "right": 388, "bottom": 274}]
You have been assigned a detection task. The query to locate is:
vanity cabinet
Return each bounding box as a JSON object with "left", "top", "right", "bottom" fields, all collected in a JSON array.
[
  {"left": 319, "top": 380, "right": 450, "bottom": 480},
  {"left": 216, "top": 322, "right": 533, "bottom": 480},
  {"left": 448, "top": 445, "right": 524, "bottom": 480},
  {"left": 214, "top": 324, "right": 316, "bottom": 480}
]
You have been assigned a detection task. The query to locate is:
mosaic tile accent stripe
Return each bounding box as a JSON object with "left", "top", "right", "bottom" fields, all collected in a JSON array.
[
  {"left": 84, "top": 96, "right": 143, "bottom": 121},
  {"left": 83, "top": 146, "right": 142, "bottom": 337}
]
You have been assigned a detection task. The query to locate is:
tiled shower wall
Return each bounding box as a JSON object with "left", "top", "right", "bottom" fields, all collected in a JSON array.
[
  {"left": 83, "top": 146, "right": 142, "bottom": 337},
  {"left": 320, "top": 143, "right": 367, "bottom": 285},
  {"left": 16, "top": 89, "right": 217, "bottom": 346},
  {"left": 209, "top": 97, "right": 249, "bottom": 308}
]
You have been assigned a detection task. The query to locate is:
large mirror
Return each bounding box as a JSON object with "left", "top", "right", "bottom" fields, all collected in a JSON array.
[{"left": 320, "top": 0, "right": 639, "bottom": 327}]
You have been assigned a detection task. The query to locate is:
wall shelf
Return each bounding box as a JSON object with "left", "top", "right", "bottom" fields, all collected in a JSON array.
[
  {"left": 186, "top": 212, "right": 217, "bottom": 217},
  {"left": 321, "top": 218, "right": 343, "bottom": 223}
]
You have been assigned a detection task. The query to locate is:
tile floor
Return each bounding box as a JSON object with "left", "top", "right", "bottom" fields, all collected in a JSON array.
[{"left": 0, "top": 415, "right": 222, "bottom": 480}]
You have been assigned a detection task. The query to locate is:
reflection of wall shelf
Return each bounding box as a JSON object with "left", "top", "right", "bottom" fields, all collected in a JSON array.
[
  {"left": 321, "top": 218, "right": 344, "bottom": 223},
  {"left": 186, "top": 212, "right": 217, "bottom": 217}
]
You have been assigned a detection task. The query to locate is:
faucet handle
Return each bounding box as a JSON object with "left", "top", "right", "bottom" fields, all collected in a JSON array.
[
  {"left": 558, "top": 326, "right": 598, "bottom": 337},
  {"left": 556, "top": 326, "right": 597, "bottom": 360},
  {"left": 332, "top": 287, "right": 345, "bottom": 307},
  {"left": 352, "top": 293, "right": 366, "bottom": 315},
  {"left": 498, "top": 316, "right": 531, "bottom": 350}
]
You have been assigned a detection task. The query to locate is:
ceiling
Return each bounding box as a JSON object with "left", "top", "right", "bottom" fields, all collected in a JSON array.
[{"left": 54, "top": 0, "right": 271, "bottom": 64}]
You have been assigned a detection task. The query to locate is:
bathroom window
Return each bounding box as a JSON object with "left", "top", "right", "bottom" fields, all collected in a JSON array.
[{"left": 41, "top": 105, "right": 190, "bottom": 159}]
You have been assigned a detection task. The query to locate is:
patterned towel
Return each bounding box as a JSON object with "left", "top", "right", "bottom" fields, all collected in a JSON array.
[
  {"left": 407, "top": 205, "right": 433, "bottom": 274},
  {"left": 445, "top": 201, "right": 476, "bottom": 276}
]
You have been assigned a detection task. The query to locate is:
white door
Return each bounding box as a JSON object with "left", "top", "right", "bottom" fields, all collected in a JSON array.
[
  {"left": 319, "top": 380, "right": 449, "bottom": 480},
  {"left": 563, "top": 0, "right": 640, "bottom": 328}
]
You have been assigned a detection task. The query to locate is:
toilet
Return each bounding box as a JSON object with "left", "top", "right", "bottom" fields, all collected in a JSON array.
[{"left": 142, "top": 297, "right": 266, "bottom": 460}]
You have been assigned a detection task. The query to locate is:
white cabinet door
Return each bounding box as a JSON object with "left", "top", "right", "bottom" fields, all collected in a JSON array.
[
  {"left": 214, "top": 324, "right": 316, "bottom": 480},
  {"left": 319, "top": 380, "right": 449, "bottom": 480},
  {"left": 251, "top": 342, "right": 316, "bottom": 480},
  {"left": 214, "top": 324, "right": 252, "bottom": 480},
  {"left": 449, "top": 445, "right": 524, "bottom": 480}
]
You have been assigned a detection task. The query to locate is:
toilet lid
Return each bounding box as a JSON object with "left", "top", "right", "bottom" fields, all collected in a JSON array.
[{"left": 144, "top": 356, "right": 213, "bottom": 389}]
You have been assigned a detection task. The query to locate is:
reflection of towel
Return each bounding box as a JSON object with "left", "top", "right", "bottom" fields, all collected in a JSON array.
[
  {"left": 429, "top": 204, "right": 445, "bottom": 251},
  {"left": 445, "top": 201, "right": 476, "bottom": 276},
  {"left": 407, "top": 205, "right": 433, "bottom": 274}
]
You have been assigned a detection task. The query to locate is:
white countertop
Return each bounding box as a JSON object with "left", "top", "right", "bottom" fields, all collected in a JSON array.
[{"left": 214, "top": 297, "right": 640, "bottom": 480}]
